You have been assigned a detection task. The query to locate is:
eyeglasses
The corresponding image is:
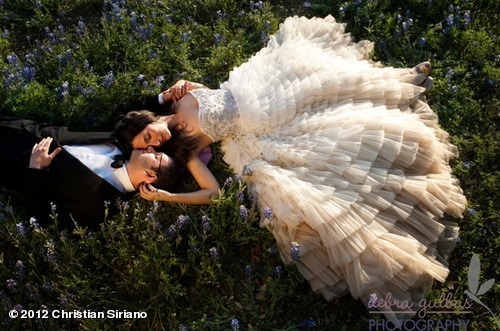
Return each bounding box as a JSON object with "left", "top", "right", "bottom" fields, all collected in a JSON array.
[{"left": 156, "top": 152, "right": 163, "bottom": 177}]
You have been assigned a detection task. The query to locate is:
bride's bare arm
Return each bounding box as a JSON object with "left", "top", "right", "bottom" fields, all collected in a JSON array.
[
  {"left": 160, "top": 80, "right": 207, "bottom": 104},
  {"left": 140, "top": 154, "right": 219, "bottom": 205}
]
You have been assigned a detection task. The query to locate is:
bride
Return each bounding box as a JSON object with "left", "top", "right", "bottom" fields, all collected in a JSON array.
[{"left": 114, "top": 15, "right": 466, "bottom": 324}]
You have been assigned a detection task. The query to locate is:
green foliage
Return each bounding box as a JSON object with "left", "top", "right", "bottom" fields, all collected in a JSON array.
[{"left": 1, "top": 0, "right": 499, "bottom": 330}]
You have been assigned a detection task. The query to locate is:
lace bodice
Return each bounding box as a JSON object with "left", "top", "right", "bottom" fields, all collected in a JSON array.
[{"left": 189, "top": 88, "right": 239, "bottom": 142}]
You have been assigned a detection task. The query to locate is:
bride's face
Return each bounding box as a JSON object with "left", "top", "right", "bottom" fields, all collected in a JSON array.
[{"left": 132, "top": 121, "right": 171, "bottom": 149}]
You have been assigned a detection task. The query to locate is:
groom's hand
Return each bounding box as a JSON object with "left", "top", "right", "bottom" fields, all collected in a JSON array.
[{"left": 29, "top": 137, "right": 62, "bottom": 169}]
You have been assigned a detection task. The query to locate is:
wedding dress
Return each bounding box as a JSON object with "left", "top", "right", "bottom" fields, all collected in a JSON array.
[{"left": 188, "top": 15, "right": 466, "bottom": 324}]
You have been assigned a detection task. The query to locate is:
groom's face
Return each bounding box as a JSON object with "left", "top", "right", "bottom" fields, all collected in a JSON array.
[{"left": 127, "top": 147, "right": 169, "bottom": 185}]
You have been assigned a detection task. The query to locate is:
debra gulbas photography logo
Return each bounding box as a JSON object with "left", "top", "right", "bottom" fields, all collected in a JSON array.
[{"left": 367, "top": 254, "right": 499, "bottom": 331}]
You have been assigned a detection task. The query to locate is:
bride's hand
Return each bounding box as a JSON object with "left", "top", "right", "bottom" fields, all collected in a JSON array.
[
  {"left": 139, "top": 183, "right": 171, "bottom": 201},
  {"left": 161, "top": 81, "right": 189, "bottom": 103}
]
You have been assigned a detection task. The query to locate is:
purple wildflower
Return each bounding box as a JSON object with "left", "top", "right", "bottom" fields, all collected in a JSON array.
[
  {"left": 368, "top": 293, "right": 379, "bottom": 308},
  {"left": 263, "top": 207, "right": 273, "bottom": 219},
  {"left": 16, "top": 223, "right": 26, "bottom": 236},
  {"left": 209, "top": 247, "right": 219, "bottom": 261},
  {"left": 274, "top": 265, "right": 283, "bottom": 276},
  {"left": 244, "top": 265, "right": 253, "bottom": 278},
  {"left": 15, "top": 261, "right": 26, "bottom": 279},
  {"left": 101, "top": 70, "right": 115, "bottom": 88},
  {"left": 7, "top": 279, "right": 17, "bottom": 292},
  {"left": 239, "top": 205, "right": 250, "bottom": 222},
  {"left": 231, "top": 318, "right": 241, "bottom": 331},
  {"left": 201, "top": 215, "right": 211, "bottom": 231},
  {"left": 242, "top": 165, "right": 253, "bottom": 176},
  {"left": 29, "top": 217, "right": 39, "bottom": 228},
  {"left": 290, "top": 242, "right": 300, "bottom": 261}
]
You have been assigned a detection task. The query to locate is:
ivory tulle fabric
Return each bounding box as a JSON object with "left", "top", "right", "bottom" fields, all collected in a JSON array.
[{"left": 191, "top": 15, "right": 467, "bottom": 323}]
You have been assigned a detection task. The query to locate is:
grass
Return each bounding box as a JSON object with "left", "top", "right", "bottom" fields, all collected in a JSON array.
[{"left": 1, "top": 0, "right": 499, "bottom": 330}]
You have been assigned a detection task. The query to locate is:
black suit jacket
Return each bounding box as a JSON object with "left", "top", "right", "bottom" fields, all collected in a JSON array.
[{"left": 0, "top": 118, "right": 133, "bottom": 229}]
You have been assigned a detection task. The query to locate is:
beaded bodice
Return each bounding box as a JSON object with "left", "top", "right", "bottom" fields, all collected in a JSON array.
[{"left": 189, "top": 88, "right": 239, "bottom": 142}]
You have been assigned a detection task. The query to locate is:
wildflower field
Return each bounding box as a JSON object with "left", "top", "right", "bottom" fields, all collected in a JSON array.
[{"left": 0, "top": 0, "right": 498, "bottom": 330}]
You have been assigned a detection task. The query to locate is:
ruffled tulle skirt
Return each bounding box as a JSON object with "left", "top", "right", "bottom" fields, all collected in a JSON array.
[{"left": 220, "top": 15, "right": 466, "bottom": 324}]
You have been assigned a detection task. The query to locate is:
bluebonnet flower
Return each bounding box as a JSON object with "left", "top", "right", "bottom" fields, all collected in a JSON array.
[
  {"left": 137, "top": 25, "right": 152, "bottom": 39},
  {"left": 142, "top": 81, "right": 149, "bottom": 89},
  {"left": 22, "top": 66, "right": 36, "bottom": 83},
  {"left": 15, "top": 261, "right": 26, "bottom": 279},
  {"left": 137, "top": 74, "right": 145, "bottom": 81},
  {"left": 467, "top": 208, "right": 477, "bottom": 215},
  {"left": 76, "top": 21, "right": 85, "bottom": 37},
  {"left": 303, "top": 1, "right": 312, "bottom": 7},
  {"left": 451, "top": 85, "right": 458, "bottom": 94},
  {"left": 4, "top": 73, "right": 18, "bottom": 90},
  {"left": 2, "top": 29, "right": 8, "bottom": 38},
  {"left": 224, "top": 176, "right": 233, "bottom": 187},
  {"left": 6, "top": 279, "right": 17, "bottom": 292},
  {"left": 16, "top": 223, "right": 26, "bottom": 236},
  {"left": 250, "top": 1, "right": 263, "bottom": 10},
  {"left": 149, "top": 50, "right": 158, "bottom": 59},
  {"left": 155, "top": 75, "right": 164, "bottom": 86},
  {"left": 418, "top": 37, "right": 426, "bottom": 46},
  {"left": 13, "top": 304, "right": 23, "bottom": 313},
  {"left": 35, "top": 1, "right": 41, "bottom": 8},
  {"left": 56, "top": 82, "right": 69, "bottom": 101},
  {"left": 182, "top": 32, "right": 189, "bottom": 43},
  {"left": 250, "top": 191, "right": 259, "bottom": 204},
  {"left": 263, "top": 207, "right": 273, "bottom": 219},
  {"left": 209, "top": 247, "right": 219, "bottom": 261},
  {"left": 267, "top": 246, "right": 278, "bottom": 254},
  {"left": 452, "top": 236, "right": 461, "bottom": 243},
  {"left": 214, "top": 33, "right": 223, "bottom": 46},
  {"left": 84, "top": 59, "right": 90, "bottom": 70},
  {"left": 80, "top": 87, "right": 95, "bottom": 96},
  {"left": 175, "top": 215, "right": 190, "bottom": 229},
  {"left": 6, "top": 53, "right": 19, "bottom": 66},
  {"left": 43, "top": 281, "right": 53, "bottom": 292},
  {"left": 290, "top": 242, "right": 300, "bottom": 261},
  {"left": 165, "top": 224, "right": 177, "bottom": 239},
  {"left": 179, "top": 325, "right": 190, "bottom": 331},
  {"left": 146, "top": 210, "right": 157, "bottom": 223},
  {"left": 217, "top": 10, "right": 227, "bottom": 19},
  {"left": 446, "top": 14, "right": 454, "bottom": 27},
  {"left": 446, "top": 69, "right": 455, "bottom": 84},
  {"left": 130, "top": 11, "right": 138, "bottom": 29},
  {"left": 301, "top": 318, "right": 317, "bottom": 329},
  {"left": 45, "top": 247, "right": 58, "bottom": 264},
  {"left": 201, "top": 215, "right": 211, "bottom": 231},
  {"left": 464, "top": 10, "right": 471, "bottom": 26},
  {"left": 239, "top": 205, "right": 250, "bottom": 222},
  {"left": 368, "top": 293, "right": 379, "bottom": 307},
  {"left": 230, "top": 318, "right": 241, "bottom": 331},
  {"left": 60, "top": 293, "right": 71, "bottom": 307},
  {"left": 463, "top": 161, "right": 473, "bottom": 169},
  {"left": 242, "top": 165, "right": 253, "bottom": 176},
  {"left": 101, "top": 71, "right": 115, "bottom": 88},
  {"left": 29, "top": 217, "right": 39, "bottom": 228},
  {"left": 244, "top": 265, "right": 253, "bottom": 278},
  {"left": 274, "top": 265, "right": 283, "bottom": 276}
]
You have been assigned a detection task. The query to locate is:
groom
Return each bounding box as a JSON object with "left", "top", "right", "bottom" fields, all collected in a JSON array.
[{"left": 0, "top": 118, "right": 180, "bottom": 229}]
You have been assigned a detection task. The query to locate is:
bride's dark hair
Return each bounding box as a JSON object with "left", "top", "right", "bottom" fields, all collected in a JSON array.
[{"left": 112, "top": 110, "right": 197, "bottom": 166}]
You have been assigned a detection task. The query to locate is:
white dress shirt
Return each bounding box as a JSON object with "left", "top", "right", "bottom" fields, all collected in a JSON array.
[{"left": 63, "top": 144, "right": 135, "bottom": 193}]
